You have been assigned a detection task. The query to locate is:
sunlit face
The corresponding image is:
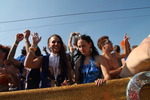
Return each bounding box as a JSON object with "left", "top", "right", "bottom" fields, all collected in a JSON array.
[
  {"left": 102, "top": 39, "right": 113, "bottom": 52},
  {"left": 48, "top": 36, "right": 61, "bottom": 54},
  {"left": 77, "top": 39, "right": 92, "bottom": 56}
]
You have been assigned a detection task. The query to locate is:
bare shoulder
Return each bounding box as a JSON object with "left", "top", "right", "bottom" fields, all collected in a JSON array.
[{"left": 95, "top": 55, "right": 106, "bottom": 62}]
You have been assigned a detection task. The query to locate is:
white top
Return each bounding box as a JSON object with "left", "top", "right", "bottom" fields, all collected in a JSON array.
[{"left": 49, "top": 53, "right": 60, "bottom": 81}]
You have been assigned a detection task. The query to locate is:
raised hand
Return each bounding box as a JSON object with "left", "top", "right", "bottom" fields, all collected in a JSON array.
[
  {"left": 24, "top": 30, "right": 30, "bottom": 39},
  {"left": 31, "top": 32, "right": 42, "bottom": 46},
  {"left": 16, "top": 33, "right": 24, "bottom": 42},
  {"left": 124, "top": 33, "right": 130, "bottom": 41}
]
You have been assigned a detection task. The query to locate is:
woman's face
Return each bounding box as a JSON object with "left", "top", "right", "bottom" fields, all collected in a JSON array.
[
  {"left": 48, "top": 36, "right": 61, "bottom": 54},
  {"left": 77, "top": 39, "right": 92, "bottom": 56}
]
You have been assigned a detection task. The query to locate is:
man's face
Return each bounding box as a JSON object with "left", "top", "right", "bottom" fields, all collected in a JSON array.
[{"left": 102, "top": 39, "right": 113, "bottom": 52}]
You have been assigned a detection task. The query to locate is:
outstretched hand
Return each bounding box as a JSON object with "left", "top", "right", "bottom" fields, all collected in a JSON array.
[{"left": 31, "top": 32, "right": 42, "bottom": 46}]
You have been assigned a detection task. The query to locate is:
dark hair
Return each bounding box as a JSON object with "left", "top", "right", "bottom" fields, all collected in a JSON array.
[
  {"left": 35, "top": 46, "right": 42, "bottom": 56},
  {"left": 97, "top": 36, "right": 109, "bottom": 50},
  {"left": 47, "top": 34, "right": 68, "bottom": 77},
  {"left": 77, "top": 34, "right": 99, "bottom": 83},
  {"left": 113, "top": 45, "right": 121, "bottom": 53},
  {"left": 21, "top": 46, "right": 26, "bottom": 55},
  {"left": 78, "top": 34, "right": 99, "bottom": 57},
  {"left": 0, "top": 44, "right": 10, "bottom": 59}
]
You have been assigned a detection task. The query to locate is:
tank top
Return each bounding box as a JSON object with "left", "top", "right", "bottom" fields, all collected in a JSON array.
[{"left": 81, "top": 58, "right": 102, "bottom": 84}]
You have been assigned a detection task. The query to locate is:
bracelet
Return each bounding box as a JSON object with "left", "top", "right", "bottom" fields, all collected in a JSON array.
[
  {"left": 29, "top": 47, "right": 37, "bottom": 52},
  {"left": 14, "top": 43, "right": 18, "bottom": 47},
  {"left": 31, "top": 44, "right": 37, "bottom": 49},
  {"left": 120, "top": 66, "right": 124, "bottom": 69}
]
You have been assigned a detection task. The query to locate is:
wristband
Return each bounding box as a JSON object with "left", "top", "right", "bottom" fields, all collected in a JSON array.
[
  {"left": 14, "top": 43, "right": 18, "bottom": 47},
  {"left": 29, "top": 47, "right": 37, "bottom": 52}
]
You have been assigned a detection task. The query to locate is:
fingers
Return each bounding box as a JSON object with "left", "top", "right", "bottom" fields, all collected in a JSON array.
[
  {"left": 24, "top": 30, "right": 30, "bottom": 39},
  {"left": 123, "top": 33, "right": 130, "bottom": 40},
  {"left": 95, "top": 79, "right": 106, "bottom": 86},
  {"left": 16, "top": 33, "right": 24, "bottom": 42},
  {"left": 31, "top": 32, "right": 42, "bottom": 45},
  {"left": 71, "top": 32, "right": 81, "bottom": 36}
]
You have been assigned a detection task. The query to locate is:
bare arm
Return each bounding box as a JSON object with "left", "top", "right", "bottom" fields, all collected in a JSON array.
[
  {"left": 68, "top": 32, "right": 80, "bottom": 53},
  {"left": 95, "top": 55, "right": 111, "bottom": 86},
  {"left": 117, "top": 33, "right": 130, "bottom": 59},
  {"left": 7, "top": 33, "right": 24, "bottom": 67},
  {"left": 24, "top": 32, "right": 42, "bottom": 69},
  {"left": 68, "top": 33, "right": 75, "bottom": 53},
  {"left": 24, "top": 30, "right": 31, "bottom": 53},
  {"left": 109, "top": 67, "right": 123, "bottom": 79},
  {"left": 99, "top": 56, "right": 111, "bottom": 80}
]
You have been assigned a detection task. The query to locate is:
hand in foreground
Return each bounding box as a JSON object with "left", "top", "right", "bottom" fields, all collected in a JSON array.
[{"left": 95, "top": 79, "right": 106, "bottom": 86}]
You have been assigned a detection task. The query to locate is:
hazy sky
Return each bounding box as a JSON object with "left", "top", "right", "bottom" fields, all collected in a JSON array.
[{"left": 0, "top": 0, "right": 150, "bottom": 57}]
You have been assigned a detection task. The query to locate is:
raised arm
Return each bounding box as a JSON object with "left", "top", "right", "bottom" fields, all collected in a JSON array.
[
  {"left": 7, "top": 33, "right": 24, "bottom": 67},
  {"left": 117, "top": 33, "right": 131, "bottom": 59},
  {"left": 24, "top": 33, "right": 42, "bottom": 69},
  {"left": 24, "top": 30, "right": 31, "bottom": 53},
  {"left": 68, "top": 32, "right": 80, "bottom": 53}
]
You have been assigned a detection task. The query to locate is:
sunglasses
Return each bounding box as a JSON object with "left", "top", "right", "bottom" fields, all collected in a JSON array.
[{"left": 103, "top": 40, "right": 112, "bottom": 45}]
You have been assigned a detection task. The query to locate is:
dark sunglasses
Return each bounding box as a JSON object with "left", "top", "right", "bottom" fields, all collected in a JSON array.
[{"left": 103, "top": 40, "right": 112, "bottom": 45}]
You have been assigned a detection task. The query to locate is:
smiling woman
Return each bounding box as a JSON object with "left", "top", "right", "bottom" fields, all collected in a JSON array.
[{"left": 24, "top": 33, "right": 73, "bottom": 88}]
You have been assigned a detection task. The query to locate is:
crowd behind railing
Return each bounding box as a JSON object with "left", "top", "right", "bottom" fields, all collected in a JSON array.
[{"left": 0, "top": 30, "right": 149, "bottom": 92}]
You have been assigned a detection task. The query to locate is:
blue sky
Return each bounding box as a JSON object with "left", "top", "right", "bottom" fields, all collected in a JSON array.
[{"left": 0, "top": 0, "right": 150, "bottom": 57}]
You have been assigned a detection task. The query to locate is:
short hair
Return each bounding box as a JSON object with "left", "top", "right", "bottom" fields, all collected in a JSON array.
[
  {"left": 21, "top": 46, "right": 26, "bottom": 55},
  {"left": 97, "top": 36, "right": 109, "bottom": 50}
]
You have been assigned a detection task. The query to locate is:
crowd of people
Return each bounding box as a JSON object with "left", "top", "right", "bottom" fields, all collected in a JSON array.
[{"left": 0, "top": 30, "right": 150, "bottom": 92}]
